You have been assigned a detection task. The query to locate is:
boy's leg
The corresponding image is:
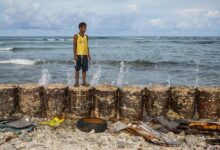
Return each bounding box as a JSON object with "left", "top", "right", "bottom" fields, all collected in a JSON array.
[
  {"left": 74, "top": 70, "right": 79, "bottom": 86},
  {"left": 82, "top": 55, "right": 89, "bottom": 86},
  {"left": 74, "top": 55, "right": 81, "bottom": 87},
  {"left": 82, "top": 71, "right": 87, "bottom": 84}
]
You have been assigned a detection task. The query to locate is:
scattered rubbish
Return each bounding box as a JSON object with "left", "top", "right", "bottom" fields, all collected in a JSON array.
[
  {"left": 0, "top": 117, "right": 35, "bottom": 133},
  {"left": 76, "top": 117, "right": 107, "bottom": 133},
  {"left": 0, "top": 116, "right": 23, "bottom": 124},
  {"left": 152, "top": 116, "right": 180, "bottom": 133},
  {"left": 126, "top": 122, "right": 179, "bottom": 146},
  {"left": 109, "top": 121, "right": 127, "bottom": 133},
  {"left": 176, "top": 120, "right": 220, "bottom": 135},
  {"left": 206, "top": 138, "right": 220, "bottom": 145},
  {"left": 151, "top": 123, "right": 170, "bottom": 134},
  {"left": 41, "top": 117, "right": 64, "bottom": 127},
  {"left": 165, "top": 109, "right": 183, "bottom": 120}
]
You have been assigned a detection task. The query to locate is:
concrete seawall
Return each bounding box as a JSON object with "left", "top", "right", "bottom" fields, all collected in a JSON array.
[{"left": 0, "top": 84, "right": 219, "bottom": 120}]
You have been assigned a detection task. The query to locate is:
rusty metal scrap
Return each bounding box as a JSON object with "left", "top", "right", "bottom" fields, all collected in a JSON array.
[{"left": 176, "top": 120, "right": 220, "bottom": 134}]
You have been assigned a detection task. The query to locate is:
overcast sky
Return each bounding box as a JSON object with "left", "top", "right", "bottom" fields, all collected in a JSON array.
[{"left": 0, "top": 0, "right": 220, "bottom": 36}]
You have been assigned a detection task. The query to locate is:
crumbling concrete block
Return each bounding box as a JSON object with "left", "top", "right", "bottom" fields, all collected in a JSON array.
[
  {"left": 170, "top": 86, "right": 196, "bottom": 119},
  {"left": 18, "top": 83, "right": 43, "bottom": 117},
  {"left": 145, "top": 85, "right": 170, "bottom": 117},
  {"left": 119, "top": 86, "right": 143, "bottom": 120},
  {"left": 44, "top": 84, "right": 67, "bottom": 118},
  {"left": 93, "top": 85, "right": 117, "bottom": 120},
  {"left": 0, "top": 84, "right": 18, "bottom": 117},
  {"left": 67, "top": 86, "right": 93, "bottom": 119},
  {"left": 197, "top": 87, "right": 220, "bottom": 119}
]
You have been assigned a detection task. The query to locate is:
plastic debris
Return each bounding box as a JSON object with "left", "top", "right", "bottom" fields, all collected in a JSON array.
[
  {"left": 41, "top": 117, "right": 64, "bottom": 127},
  {"left": 109, "top": 121, "right": 127, "bottom": 133},
  {"left": 0, "top": 117, "right": 35, "bottom": 133}
]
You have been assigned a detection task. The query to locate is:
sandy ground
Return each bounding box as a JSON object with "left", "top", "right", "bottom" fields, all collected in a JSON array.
[{"left": 0, "top": 119, "right": 219, "bottom": 150}]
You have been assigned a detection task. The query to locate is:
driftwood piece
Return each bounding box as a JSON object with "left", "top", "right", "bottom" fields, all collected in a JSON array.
[
  {"left": 119, "top": 86, "right": 143, "bottom": 120},
  {"left": 18, "top": 83, "right": 43, "bottom": 117},
  {"left": 0, "top": 84, "right": 18, "bottom": 117},
  {"left": 93, "top": 85, "right": 117, "bottom": 120},
  {"left": 67, "top": 86, "right": 93, "bottom": 119},
  {"left": 126, "top": 122, "right": 179, "bottom": 146},
  {"left": 44, "top": 84, "right": 67, "bottom": 118},
  {"left": 197, "top": 87, "right": 220, "bottom": 119},
  {"left": 170, "top": 86, "right": 196, "bottom": 119},
  {"left": 145, "top": 85, "right": 170, "bottom": 117}
]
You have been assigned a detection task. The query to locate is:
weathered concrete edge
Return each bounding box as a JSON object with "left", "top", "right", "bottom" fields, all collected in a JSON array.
[{"left": 0, "top": 84, "right": 219, "bottom": 120}]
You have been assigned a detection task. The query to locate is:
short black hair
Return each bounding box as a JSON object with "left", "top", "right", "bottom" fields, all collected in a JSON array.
[{"left": 79, "top": 22, "right": 87, "bottom": 28}]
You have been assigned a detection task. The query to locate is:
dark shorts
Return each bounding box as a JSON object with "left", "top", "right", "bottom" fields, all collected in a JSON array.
[{"left": 75, "top": 55, "right": 88, "bottom": 72}]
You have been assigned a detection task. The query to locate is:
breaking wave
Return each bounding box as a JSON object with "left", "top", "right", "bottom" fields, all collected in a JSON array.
[
  {"left": 0, "top": 47, "right": 14, "bottom": 51},
  {"left": 97, "top": 60, "right": 193, "bottom": 67},
  {"left": 0, "top": 59, "right": 41, "bottom": 65}
]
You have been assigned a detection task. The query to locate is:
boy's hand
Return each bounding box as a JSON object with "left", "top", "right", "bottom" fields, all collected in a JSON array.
[
  {"left": 74, "top": 55, "right": 78, "bottom": 61},
  {"left": 88, "top": 55, "right": 91, "bottom": 61},
  {"left": 88, "top": 55, "right": 92, "bottom": 64}
]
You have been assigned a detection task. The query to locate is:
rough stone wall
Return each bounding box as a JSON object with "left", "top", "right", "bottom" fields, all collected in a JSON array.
[
  {"left": 93, "top": 85, "right": 117, "bottom": 120},
  {"left": 119, "top": 86, "right": 143, "bottom": 120},
  {"left": 145, "top": 85, "right": 170, "bottom": 117},
  {"left": 170, "top": 86, "right": 196, "bottom": 119},
  {"left": 0, "top": 84, "right": 18, "bottom": 117},
  {"left": 67, "top": 86, "right": 93, "bottom": 119},
  {"left": 18, "top": 83, "right": 43, "bottom": 117},
  {"left": 197, "top": 87, "right": 220, "bottom": 119},
  {"left": 0, "top": 84, "right": 219, "bottom": 120},
  {"left": 44, "top": 84, "right": 67, "bottom": 118}
]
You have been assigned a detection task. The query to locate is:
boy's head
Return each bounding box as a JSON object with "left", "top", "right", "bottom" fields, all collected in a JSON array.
[{"left": 79, "top": 22, "right": 87, "bottom": 33}]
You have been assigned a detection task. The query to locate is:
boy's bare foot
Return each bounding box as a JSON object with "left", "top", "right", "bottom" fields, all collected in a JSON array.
[
  {"left": 74, "top": 82, "right": 79, "bottom": 87},
  {"left": 81, "top": 82, "right": 90, "bottom": 86}
]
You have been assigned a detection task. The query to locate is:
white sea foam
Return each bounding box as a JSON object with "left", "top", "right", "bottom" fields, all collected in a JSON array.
[
  {"left": 46, "top": 38, "right": 56, "bottom": 41},
  {"left": 90, "top": 64, "right": 102, "bottom": 86},
  {"left": 0, "top": 47, "right": 14, "bottom": 51},
  {"left": 38, "top": 68, "right": 51, "bottom": 87},
  {"left": 65, "top": 39, "right": 72, "bottom": 41},
  {"left": 0, "top": 59, "right": 39, "bottom": 65},
  {"left": 117, "top": 61, "right": 125, "bottom": 86}
]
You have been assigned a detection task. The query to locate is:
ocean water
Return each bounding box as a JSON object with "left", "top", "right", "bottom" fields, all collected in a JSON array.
[{"left": 0, "top": 36, "right": 220, "bottom": 86}]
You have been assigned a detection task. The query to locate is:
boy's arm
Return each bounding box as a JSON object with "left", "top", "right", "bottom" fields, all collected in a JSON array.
[
  {"left": 86, "top": 35, "right": 91, "bottom": 61},
  {"left": 73, "top": 34, "right": 78, "bottom": 60}
]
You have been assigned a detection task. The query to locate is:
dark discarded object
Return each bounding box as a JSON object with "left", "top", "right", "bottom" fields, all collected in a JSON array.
[
  {"left": 76, "top": 117, "right": 107, "bottom": 133},
  {"left": 151, "top": 116, "right": 180, "bottom": 133},
  {"left": 206, "top": 138, "right": 220, "bottom": 145},
  {"left": 0, "top": 116, "right": 23, "bottom": 124},
  {"left": 0, "top": 117, "right": 35, "bottom": 133}
]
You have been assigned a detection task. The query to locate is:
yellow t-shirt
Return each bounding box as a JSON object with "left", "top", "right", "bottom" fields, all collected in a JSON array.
[{"left": 76, "top": 33, "right": 88, "bottom": 55}]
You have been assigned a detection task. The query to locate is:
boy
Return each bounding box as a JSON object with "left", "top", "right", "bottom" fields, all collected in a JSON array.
[{"left": 73, "top": 22, "right": 91, "bottom": 87}]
